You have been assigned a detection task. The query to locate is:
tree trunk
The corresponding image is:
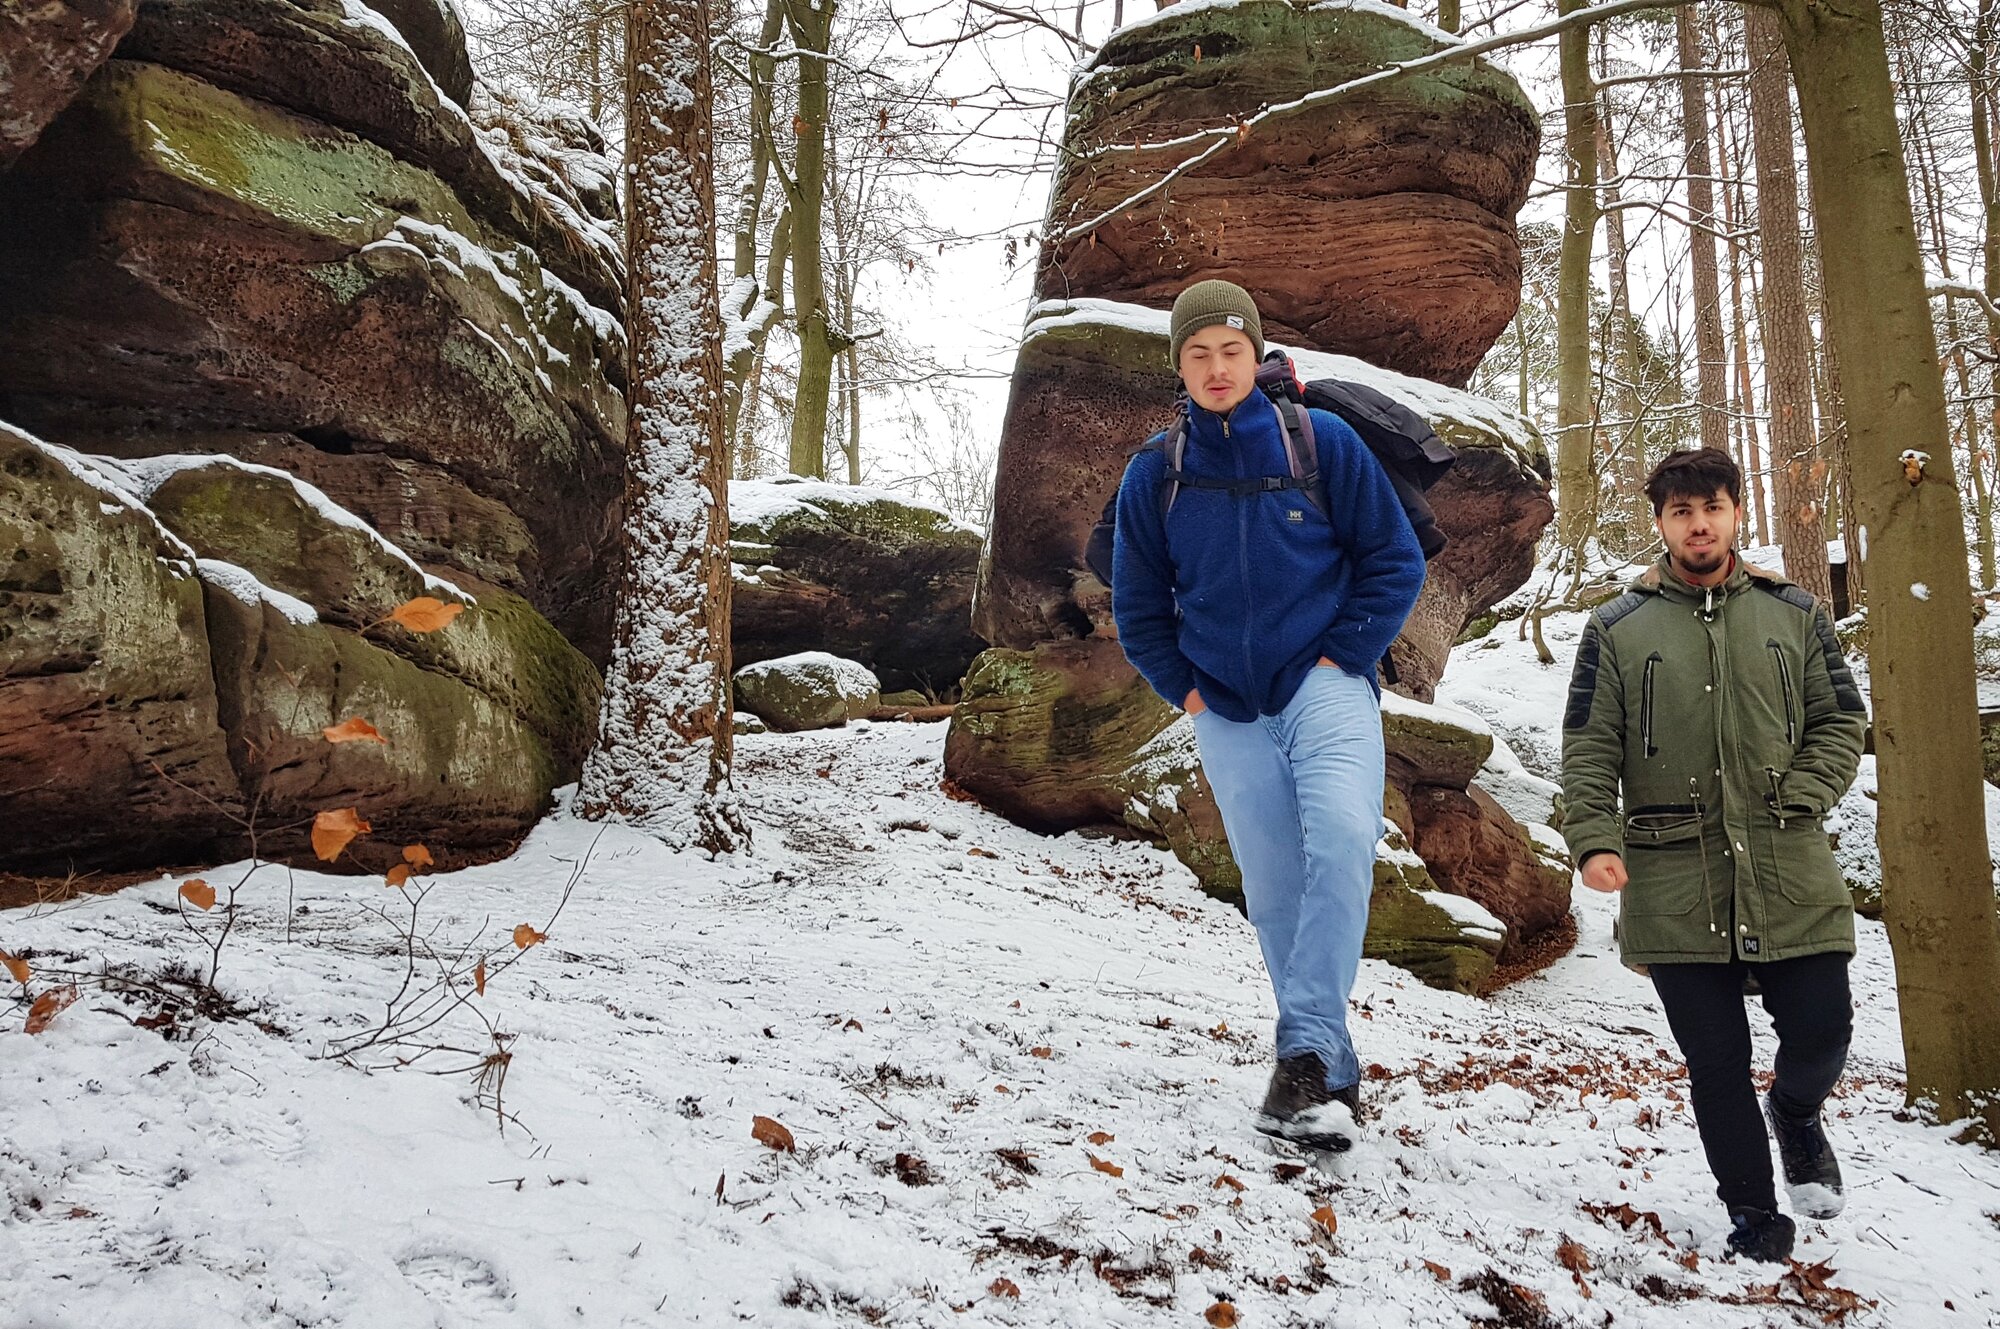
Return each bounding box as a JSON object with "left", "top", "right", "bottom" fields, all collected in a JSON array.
[
  {"left": 721, "top": 0, "right": 789, "bottom": 446},
  {"left": 784, "top": 0, "right": 835, "bottom": 480},
  {"left": 1678, "top": 6, "right": 1729, "bottom": 455},
  {"left": 1777, "top": 0, "right": 2000, "bottom": 1143},
  {"left": 1744, "top": 7, "right": 1830, "bottom": 602},
  {"left": 1554, "top": 0, "right": 1599, "bottom": 552},
  {"left": 576, "top": 0, "right": 749, "bottom": 853},
  {"left": 1819, "top": 326, "right": 1862, "bottom": 601},
  {"left": 1437, "top": 0, "right": 1460, "bottom": 35},
  {"left": 1598, "top": 48, "right": 1648, "bottom": 553},
  {"left": 1972, "top": 0, "right": 2000, "bottom": 588},
  {"left": 1716, "top": 74, "right": 1769, "bottom": 546}
]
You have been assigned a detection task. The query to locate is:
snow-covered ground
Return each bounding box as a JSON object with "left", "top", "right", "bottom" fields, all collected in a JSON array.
[{"left": 6, "top": 627, "right": 2000, "bottom": 1328}]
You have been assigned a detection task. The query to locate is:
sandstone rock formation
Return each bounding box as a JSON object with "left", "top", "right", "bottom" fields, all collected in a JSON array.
[
  {"left": 0, "top": 0, "right": 137, "bottom": 168},
  {"left": 1039, "top": 1, "right": 1539, "bottom": 386},
  {"left": 0, "top": 0, "right": 626, "bottom": 658},
  {"left": 1, "top": 426, "right": 599, "bottom": 873},
  {"left": 731, "top": 479, "right": 986, "bottom": 696},
  {"left": 952, "top": 2, "right": 1562, "bottom": 990}
]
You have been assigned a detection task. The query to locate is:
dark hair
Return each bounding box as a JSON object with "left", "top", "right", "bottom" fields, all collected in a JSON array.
[{"left": 1644, "top": 448, "right": 1742, "bottom": 516}]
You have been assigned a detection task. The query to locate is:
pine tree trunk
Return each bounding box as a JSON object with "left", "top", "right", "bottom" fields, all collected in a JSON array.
[
  {"left": 1678, "top": 6, "right": 1730, "bottom": 455},
  {"left": 1777, "top": 0, "right": 2000, "bottom": 1143},
  {"left": 784, "top": 0, "right": 835, "bottom": 480},
  {"left": 1554, "top": 0, "right": 1600, "bottom": 551},
  {"left": 1744, "top": 7, "right": 1830, "bottom": 602},
  {"left": 576, "top": 0, "right": 748, "bottom": 853},
  {"left": 1717, "top": 76, "right": 1769, "bottom": 546}
]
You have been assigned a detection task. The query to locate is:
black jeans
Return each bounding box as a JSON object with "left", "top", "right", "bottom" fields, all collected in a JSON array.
[{"left": 1650, "top": 951, "right": 1852, "bottom": 1211}]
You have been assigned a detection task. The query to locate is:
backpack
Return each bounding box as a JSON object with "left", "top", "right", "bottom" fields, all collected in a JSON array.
[{"left": 1081, "top": 351, "right": 1454, "bottom": 589}]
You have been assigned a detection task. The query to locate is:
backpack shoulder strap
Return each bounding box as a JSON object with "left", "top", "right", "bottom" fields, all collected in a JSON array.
[
  {"left": 1272, "top": 399, "right": 1331, "bottom": 520},
  {"left": 1154, "top": 413, "right": 1189, "bottom": 519}
]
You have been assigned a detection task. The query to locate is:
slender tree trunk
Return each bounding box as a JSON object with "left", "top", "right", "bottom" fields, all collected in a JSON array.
[
  {"left": 1820, "top": 327, "right": 1861, "bottom": 602},
  {"left": 1437, "top": 0, "right": 1460, "bottom": 35},
  {"left": 784, "top": 0, "right": 836, "bottom": 480},
  {"left": 577, "top": 0, "right": 748, "bottom": 852},
  {"left": 1598, "top": 48, "right": 1648, "bottom": 553},
  {"left": 1555, "top": 0, "right": 1600, "bottom": 552},
  {"left": 1678, "top": 6, "right": 1730, "bottom": 454},
  {"left": 1744, "top": 7, "right": 1830, "bottom": 602},
  {"left": 1717, "top": 75, "right": 1769, "bottom": 546},
  {"left": 722, "top": 0, "right": 789, "bottom": 446},
  {"left": 1971, "top": 0, "right": 2000, "bottom": 587},
  {"left": 1517, "top": 313, "right": 1530, "bottom": 417},
  {"left": 1777, "top": 0, "right": 2000, "bottom": 1143}
]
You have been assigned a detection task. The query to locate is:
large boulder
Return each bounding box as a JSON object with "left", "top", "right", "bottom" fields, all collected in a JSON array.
[
  {"left": 1039, "top": 1, "right": 1538, "bottom": 385},
  {"left": 944, "top": 639, "right": 1570, "bottom": 986},
  {"left": 731, "top": 478, "right": 986, "bottom": 695},
  {"left": 0, "top": 1, "right": 626, "bottom": 659},
  {"left": 972, "top": 298, "right": 1552, "bottom": 699},
  {"left": 734, "top": 652, "right": 881, "bottom": 733},
  {"left": 0, "top": 0, "right": 137, "bottom": 168},
  {"left": 0, "top": 428, "right": 595, "bottom": 874},
  {"left": 0, "top": 426, "right": 241, "bottom": 872}
]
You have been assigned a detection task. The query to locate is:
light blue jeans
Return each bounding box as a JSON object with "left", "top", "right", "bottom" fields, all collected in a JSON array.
[{"left": 1191, "top": 663, "right": 1383, "bottom": 1091}]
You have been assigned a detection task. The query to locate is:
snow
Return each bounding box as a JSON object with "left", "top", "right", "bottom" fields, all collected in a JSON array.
[
  {"left": 740, "top": 650, "right": 882, "bottom": 700},
  {"left": 1100, "top": 0, "right": 1460, "bottom": 57},
  {"left": 1022, "top": 297, "right": 1545, "bottom": 473},
  {"left": 96, "top": 452, "right": 473, "bottom": 602},
  {"left": 10, "top": 704, "right": 1998, "bottom": 1325},
  {"left": 1378, "top": 685, "right": 1493, "bottom": 738},
  {"left": 731, "top": 475, "right": 983, "bottom": 537},
  {"left": 195, "top": 558, "right": 320, "bottom": 625},
  {"left": 12, "top": 547, "right": 2000, "bottom": 1323},
  {"left": 9, "top": 429, "right": 201, "bottom": 570},
  {"left": 1416, "top": 890, "right": 1507, "bottom": 941},
  {"left": 1912, "top": 582, "right": 1931, "bottom": 601}
]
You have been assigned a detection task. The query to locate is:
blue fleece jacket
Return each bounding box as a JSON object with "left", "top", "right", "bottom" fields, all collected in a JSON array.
[{"left": 1110, "top": 394, "right": 1426, "bottom": 723}]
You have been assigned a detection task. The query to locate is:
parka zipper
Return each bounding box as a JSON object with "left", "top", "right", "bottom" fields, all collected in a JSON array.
[
  {"left": 1691, "top": 775, "right": 1721, "bottom": 937},
  {"left": 1765, "top": 766, "right": 1788, "bottom": 829},
  {"left": 1768, "top": 641, "right": 1797, "bottom": 745},
  {"left": 1641, "top": 653, "right": 1662, "bottom": 757}
]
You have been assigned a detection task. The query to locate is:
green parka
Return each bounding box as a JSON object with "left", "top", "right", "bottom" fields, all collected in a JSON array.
[{"left": 1560, "top": 555, "right": 1868, "bottom": 966}]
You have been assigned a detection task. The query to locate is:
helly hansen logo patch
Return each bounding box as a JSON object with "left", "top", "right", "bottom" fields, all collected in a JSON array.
[
  {"left": 1743, "top": 937, "right": 1761, "bottom": 955},
  {"left": 1287, "top": 509, "right": 1305, "bottom": 523}
]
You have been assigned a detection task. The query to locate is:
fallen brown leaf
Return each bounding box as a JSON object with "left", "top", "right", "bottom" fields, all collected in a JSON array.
[
  {"left": 751, "top": 1115, "right": 796, "bottom": 1152},
  {"left": 1086, "top": 1152, "right": 1124, "bottom": 1178}
]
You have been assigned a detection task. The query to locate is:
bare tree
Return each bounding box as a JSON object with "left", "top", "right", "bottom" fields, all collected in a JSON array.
[{"left": 1677, "top": 5, "right": 1729, "bottom": 454}]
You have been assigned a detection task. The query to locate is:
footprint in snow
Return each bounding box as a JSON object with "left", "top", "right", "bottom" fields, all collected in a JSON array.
[{"left": 396, "top": 1247, "right": 515, "bottom": 1324}]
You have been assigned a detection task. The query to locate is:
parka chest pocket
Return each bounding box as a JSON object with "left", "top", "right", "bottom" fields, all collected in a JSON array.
[{"left": 1625, "top": 806, "right": 1702, "bottom": 848}]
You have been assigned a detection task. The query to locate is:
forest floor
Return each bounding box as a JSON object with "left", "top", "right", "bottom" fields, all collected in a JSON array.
[{"left": 4, "top": 615, "right": 1999, "bottom": 1328}]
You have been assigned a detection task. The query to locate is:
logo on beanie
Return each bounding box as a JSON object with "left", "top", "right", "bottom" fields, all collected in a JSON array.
[{"left": 1225, "top": 315, "right": 1245, "bottom": 329}]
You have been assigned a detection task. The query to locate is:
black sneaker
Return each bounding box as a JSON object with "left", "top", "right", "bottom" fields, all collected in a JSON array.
[
  {"left": 1726, "top": 1205, "right": 1797, "bottom": 1263},
  {"left": 1254, "top": 1053, "right": 1358, "bottom": 1153},
  {"left": 1765, "top": 1094, "right": 1845, "bottom": 1218}
]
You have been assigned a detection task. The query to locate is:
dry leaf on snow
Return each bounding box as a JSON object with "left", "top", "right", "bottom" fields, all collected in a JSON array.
[
  {"left": 751, "top": 1115, "right": 796, "bottom": 1152},
  {"left": 1086, "top": 1131, "right": 1115, "bottom": 1146},
  {"left": 1310, "top": 1206, "right": 1338, "bottom": 1235},
  {"left": 474, "top": 960, "right": 487, "bottom": 996},
  {"left": 0, "top": 951, "right": 28, "bottom": 984},
  {"left": 25, "top": 985, "right": 78, "bottom": 1034},
  {"left": 1086, "top": 1153, "right": 1123, "bottom": 1178},
  {"left": 1204, "top": 1301, "right": 1237, "bottom": 1327},
  {"left": 987, "top": 1278, "right": 1019, "bottom": 1299},
  {"left": 179, "top": 879, "right": 216, "bottom": 911},
  {"left": 512, "top": 924, "right": 547, "bottom": 950}
]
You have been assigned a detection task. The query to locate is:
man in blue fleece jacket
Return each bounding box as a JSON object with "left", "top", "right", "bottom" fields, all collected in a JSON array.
[{"left": 1112, "top": 279, "right": 1426, "bottom": 1152}]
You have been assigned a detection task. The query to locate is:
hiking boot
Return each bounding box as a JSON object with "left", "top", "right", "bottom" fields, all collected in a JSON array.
[
  {"left": 1254, "top": 1053, "right": 1358, "bottom": 1153},
  {"left": 1765, "top": 1094, "right": 1845, "bottom": 1218},
  {"left": 1726, "top": 1205, "right": 1797, "bottom": 1263}
]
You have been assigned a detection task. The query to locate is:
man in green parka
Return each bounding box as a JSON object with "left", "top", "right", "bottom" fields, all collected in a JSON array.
[{"left": 1561, "top": 448, "right": 1867, "bottom": 1263}]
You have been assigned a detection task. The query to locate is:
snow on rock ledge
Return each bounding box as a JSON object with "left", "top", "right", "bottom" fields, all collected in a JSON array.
[{"left": 734, "top": 652, "right": 883, "bottom": 733}]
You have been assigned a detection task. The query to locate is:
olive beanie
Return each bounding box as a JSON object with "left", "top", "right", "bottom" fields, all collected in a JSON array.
[{"left": 1169, "top": 279, "right": 1264, "bottom": 365}]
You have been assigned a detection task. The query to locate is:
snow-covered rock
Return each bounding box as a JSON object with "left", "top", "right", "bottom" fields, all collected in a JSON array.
[{"left": 734, "top": 652, "right": 882, "bottom": 733}]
